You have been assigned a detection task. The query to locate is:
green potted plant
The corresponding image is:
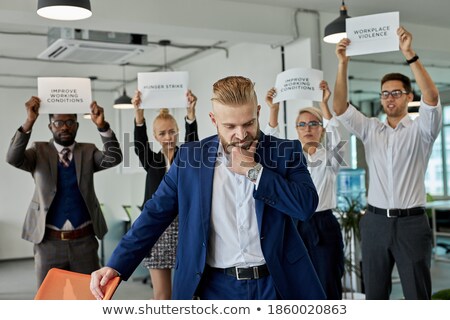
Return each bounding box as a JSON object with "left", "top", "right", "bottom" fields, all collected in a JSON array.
[{"left": 335, "top": 196, "right": 365, "bottom": 299}]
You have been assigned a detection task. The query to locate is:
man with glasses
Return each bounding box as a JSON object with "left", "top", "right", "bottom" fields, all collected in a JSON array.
[
  {"left": 6, "top": 96, "right": 122, "bottom": 286},
  {"left": 333, "top": 26, "right": 442, "bottom": 299}
]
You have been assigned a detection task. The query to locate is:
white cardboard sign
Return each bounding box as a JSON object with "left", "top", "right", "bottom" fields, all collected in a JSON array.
[
  {"left": 346, "top": 11, "right": 399, "bottom": 56},
  {"left": 38, "top": 77, "right": 92, "bottom": 114},
  {"left": 273, "top": 68, "right": 324, "bottom": 103},
  {"left": 137, "top": 71, "right": 189, "bottom": 109}
]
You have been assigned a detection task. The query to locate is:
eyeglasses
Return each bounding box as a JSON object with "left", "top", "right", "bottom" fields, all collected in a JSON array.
[
  {"left": 296, "top": 121, "right": 322, "bottom": 128},
  {"left": 51, "top": 119, "right": 77, "bottom": 128},
  {"left": 380, "top": 90, "right": 409, "bottom": 100}
]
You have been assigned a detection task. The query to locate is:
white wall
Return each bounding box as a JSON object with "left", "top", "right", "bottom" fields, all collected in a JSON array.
[{"left": 0, "top": 37, "right": 312, "bottom": 260}]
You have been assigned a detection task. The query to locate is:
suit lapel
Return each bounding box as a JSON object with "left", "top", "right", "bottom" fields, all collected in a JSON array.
[
  {"left": 48, "top": 140, "right": 58, "bottom": 185},
  {"left": 255, "top": 131, "right": 271, "bottom": 232},
  {"left": 200, "top": 137, "right": 218, "bottom": 237},
  {"left": 73, "top": 143, "right": 82, "bottom": 183}
]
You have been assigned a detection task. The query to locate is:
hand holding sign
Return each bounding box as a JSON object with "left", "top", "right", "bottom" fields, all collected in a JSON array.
[
  {"left": 398, "top": 26, "right": 415, "bottom": 58},
  {"left": 186, "top": 89, "right": 197, "bottom": 121},
  {"left": 320, "top": 80, "right": 331, "bottom": 105},
  {"left": 21, "top": 96, "right": 41, "bottom": 132},
  {"left": 131, "top": 90, "right": 145, "bottom": 125},
  {"left": 90, "top": 101, "right": 106, "bottom": 129}
]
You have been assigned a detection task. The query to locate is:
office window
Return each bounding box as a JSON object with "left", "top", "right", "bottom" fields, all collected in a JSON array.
[
  {"left": 425, "top": 105, "right": 449, "bottom": 197},
  {"left": 425, "top": 133, "right": 443, "bottom": 195}
]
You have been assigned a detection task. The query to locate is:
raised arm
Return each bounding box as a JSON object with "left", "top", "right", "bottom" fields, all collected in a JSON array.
[
  {"left": 131, "top": 90, "right": 159, "bottom": 170},
  {"left": 91, "top": 101, "right": 123, "bottom": 170},
  {"left": 265, "top": 87, "right": 280, "bottom": 128},
  {"left": 185, "top": 89, "right": 199, "bottom": 142},
  {"left": 333, "top": 38, "right": 351, "bottom": 116},
  {"left": 132, "top": 90, "right": 145, "bottom": 125},
  {"left": 6, "top": 96, "right": 41, "bottom": 171},
  {"left": 319, "top": 80, "right": 332, "bottom": 120},
  {"left": 21, "top": 96, "right": 40, "bottom": 133},
  {"left": 398, "top": 26, "right": 439, "bottom": 106}
]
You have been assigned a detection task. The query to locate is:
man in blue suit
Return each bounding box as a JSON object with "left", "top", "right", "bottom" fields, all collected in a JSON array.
[{"left": 91, "top": 76, "right": 325, "bottom": 300}]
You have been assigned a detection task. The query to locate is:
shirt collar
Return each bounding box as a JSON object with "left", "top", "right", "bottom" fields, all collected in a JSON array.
[
  {"left": 381, "top": 114, "right": 412, "bottom": 131},
  {"left": 53, "top": 141, "right": 75, "bottom": 153},
  {"left": 217, "top": 142, "right": 229, "bottom": 164}
]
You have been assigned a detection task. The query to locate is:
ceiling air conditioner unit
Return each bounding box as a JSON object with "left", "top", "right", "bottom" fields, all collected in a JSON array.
[{"left": 38, "top": 28, "right": 152, "bottom": 64}]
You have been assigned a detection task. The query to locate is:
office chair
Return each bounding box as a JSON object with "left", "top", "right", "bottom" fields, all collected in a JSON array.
[{"left": 34, "top": 268, "right": 121, "bottom": 300}]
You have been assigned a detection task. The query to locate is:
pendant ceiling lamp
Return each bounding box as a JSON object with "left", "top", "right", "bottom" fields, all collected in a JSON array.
[
  {"left": 113, "top": 65, "right": 133, "bottom": 109},
  {"left": 323, "top": 1, "right": 351, "bottom": 44},
  {"left": 37, "top": 0, "right": 92, "bottom": 21}
]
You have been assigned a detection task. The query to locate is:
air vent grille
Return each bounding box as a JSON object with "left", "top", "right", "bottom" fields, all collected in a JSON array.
[{"left": 38, "top": 38, "right": 149, "bottom": 64}]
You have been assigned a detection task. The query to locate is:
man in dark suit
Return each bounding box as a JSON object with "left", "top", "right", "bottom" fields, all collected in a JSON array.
[
  {"left": 91, "top": 76, "right": 325, "bottom": 300},
  {"left": 6, "top": 96, "right": 122, "bottom": 286}
]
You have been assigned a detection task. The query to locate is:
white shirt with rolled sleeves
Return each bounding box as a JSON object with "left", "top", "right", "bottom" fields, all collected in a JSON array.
[
  {"left": 335, "top": 98, "right": 442, "bottom": 209},
  {"left": 264, "top": 118, "right": 342, "bottom": 212}
]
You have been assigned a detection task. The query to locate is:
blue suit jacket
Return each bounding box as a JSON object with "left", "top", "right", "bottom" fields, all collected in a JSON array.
[{"left": 108, "top": 132, "right": 325, "bottom": 299}]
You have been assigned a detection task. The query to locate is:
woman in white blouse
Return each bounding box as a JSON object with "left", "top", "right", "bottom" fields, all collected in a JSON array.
[{"left": 264, "top": 81, "right": 344, "bottom": 299}]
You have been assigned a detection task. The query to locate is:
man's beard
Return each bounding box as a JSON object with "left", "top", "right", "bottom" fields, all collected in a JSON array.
[
  {"left": 53, "top": 132, "right": 76, "bottom": 146},
  {"left": 218, "top": 124, "right": 260, "bottom": 154}
]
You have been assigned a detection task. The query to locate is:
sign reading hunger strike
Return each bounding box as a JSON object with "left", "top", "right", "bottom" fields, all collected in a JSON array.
[
  {"left": 273, "top": 67, "right": 324, "bottom": 103},
  {"left": 138, "top": 71, "right": 189, "bottom": 109},
  {"left": 38, "top": 77, "right": 92, "bottom": 114},
  {"left": 346, "top": 11, "right": 399, "bottom": 56}
]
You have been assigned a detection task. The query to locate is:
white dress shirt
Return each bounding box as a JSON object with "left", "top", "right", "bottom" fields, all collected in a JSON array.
[
  {"left": 264, "top": 118, "right": 341, "bottom": 211},
  {"left": 206, "top": 143, "right": 266, "bottom": 268},
  {"left": 336, "top": 98, "right": 442, "bottom": 209}
]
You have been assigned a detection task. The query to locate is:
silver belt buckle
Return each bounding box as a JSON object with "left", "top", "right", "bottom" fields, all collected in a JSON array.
[
  {"left": 253, "top": 266, "right": 260, "bottom": 279},
  {"left": 387, "top": 209, "right": 397, "bottom": 218},
  {"left": 235, "top": 267, "right": 251, "bottom": 280}
]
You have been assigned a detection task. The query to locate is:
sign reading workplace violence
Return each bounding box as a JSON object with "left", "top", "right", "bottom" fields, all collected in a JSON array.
[
  {"left": 346, "top": 11, "right": 399, "bottom": 56},
  {"left": 38, "top": 77, "right": 92, "bottom": 114},
  {"left": 138, "top": 71, "right": 189, "bottom": 109},
  {"left": 273, "top": 67, "right": 324, "bottom": 103}
]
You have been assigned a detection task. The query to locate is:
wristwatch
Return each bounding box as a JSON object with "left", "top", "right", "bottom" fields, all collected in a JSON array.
[{"left": 246, "top": 163, "right": 263, "bottom": 183}]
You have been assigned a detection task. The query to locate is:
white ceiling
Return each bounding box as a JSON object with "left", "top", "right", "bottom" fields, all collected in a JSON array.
[{"left": 1, "top": 0, "right": 450, "bottom": 99}]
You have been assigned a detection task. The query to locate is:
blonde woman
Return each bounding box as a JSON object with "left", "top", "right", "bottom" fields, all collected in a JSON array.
[
  {"left": 132, "top": 90, "right": 198, "bottom": 299},
  {"left": 264, "top": 81, "right": 345, "bottom": 299}
]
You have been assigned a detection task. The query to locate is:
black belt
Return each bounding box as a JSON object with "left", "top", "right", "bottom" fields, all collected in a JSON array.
[
  {"left": 368, "top": 204, "right": 425, "bottom": 218},
  {"left": 209, "top": 264, "right": 270, "bottom": 280}
]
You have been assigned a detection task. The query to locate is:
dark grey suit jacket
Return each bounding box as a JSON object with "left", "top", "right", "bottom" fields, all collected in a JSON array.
[{"left": 6, "top": 129, "right": 122, "bottom": 244}]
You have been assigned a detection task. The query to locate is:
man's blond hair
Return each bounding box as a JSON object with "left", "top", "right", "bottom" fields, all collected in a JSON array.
[{"left": 211, "top": 76, "right": 258, "bottom": 106}]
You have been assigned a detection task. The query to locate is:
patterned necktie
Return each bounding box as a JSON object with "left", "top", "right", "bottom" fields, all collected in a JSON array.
[{"left": 60, "top": 147, "right": 71, "bottom": 167}]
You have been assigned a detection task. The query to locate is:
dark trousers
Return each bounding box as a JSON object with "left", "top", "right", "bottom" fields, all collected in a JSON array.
[
  {"left": 195, "top": 265, "right": 278, "bottom": 299},
  {"left": 360, "top": 210, "right": 432, "bottom": 299},
  {"left": 298, "top": 209, "right": 345, "bottom": 299},
  {"left": 34, "top": 234, "right": 100, "bottom": 287}
]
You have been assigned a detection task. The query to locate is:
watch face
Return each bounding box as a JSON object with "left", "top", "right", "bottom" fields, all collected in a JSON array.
[
  {"left": 247, "top": 164, "right": 262, "bottom": 181},
  {"left": 248, "top": 168, "right": 256, "bottom": 180}
]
